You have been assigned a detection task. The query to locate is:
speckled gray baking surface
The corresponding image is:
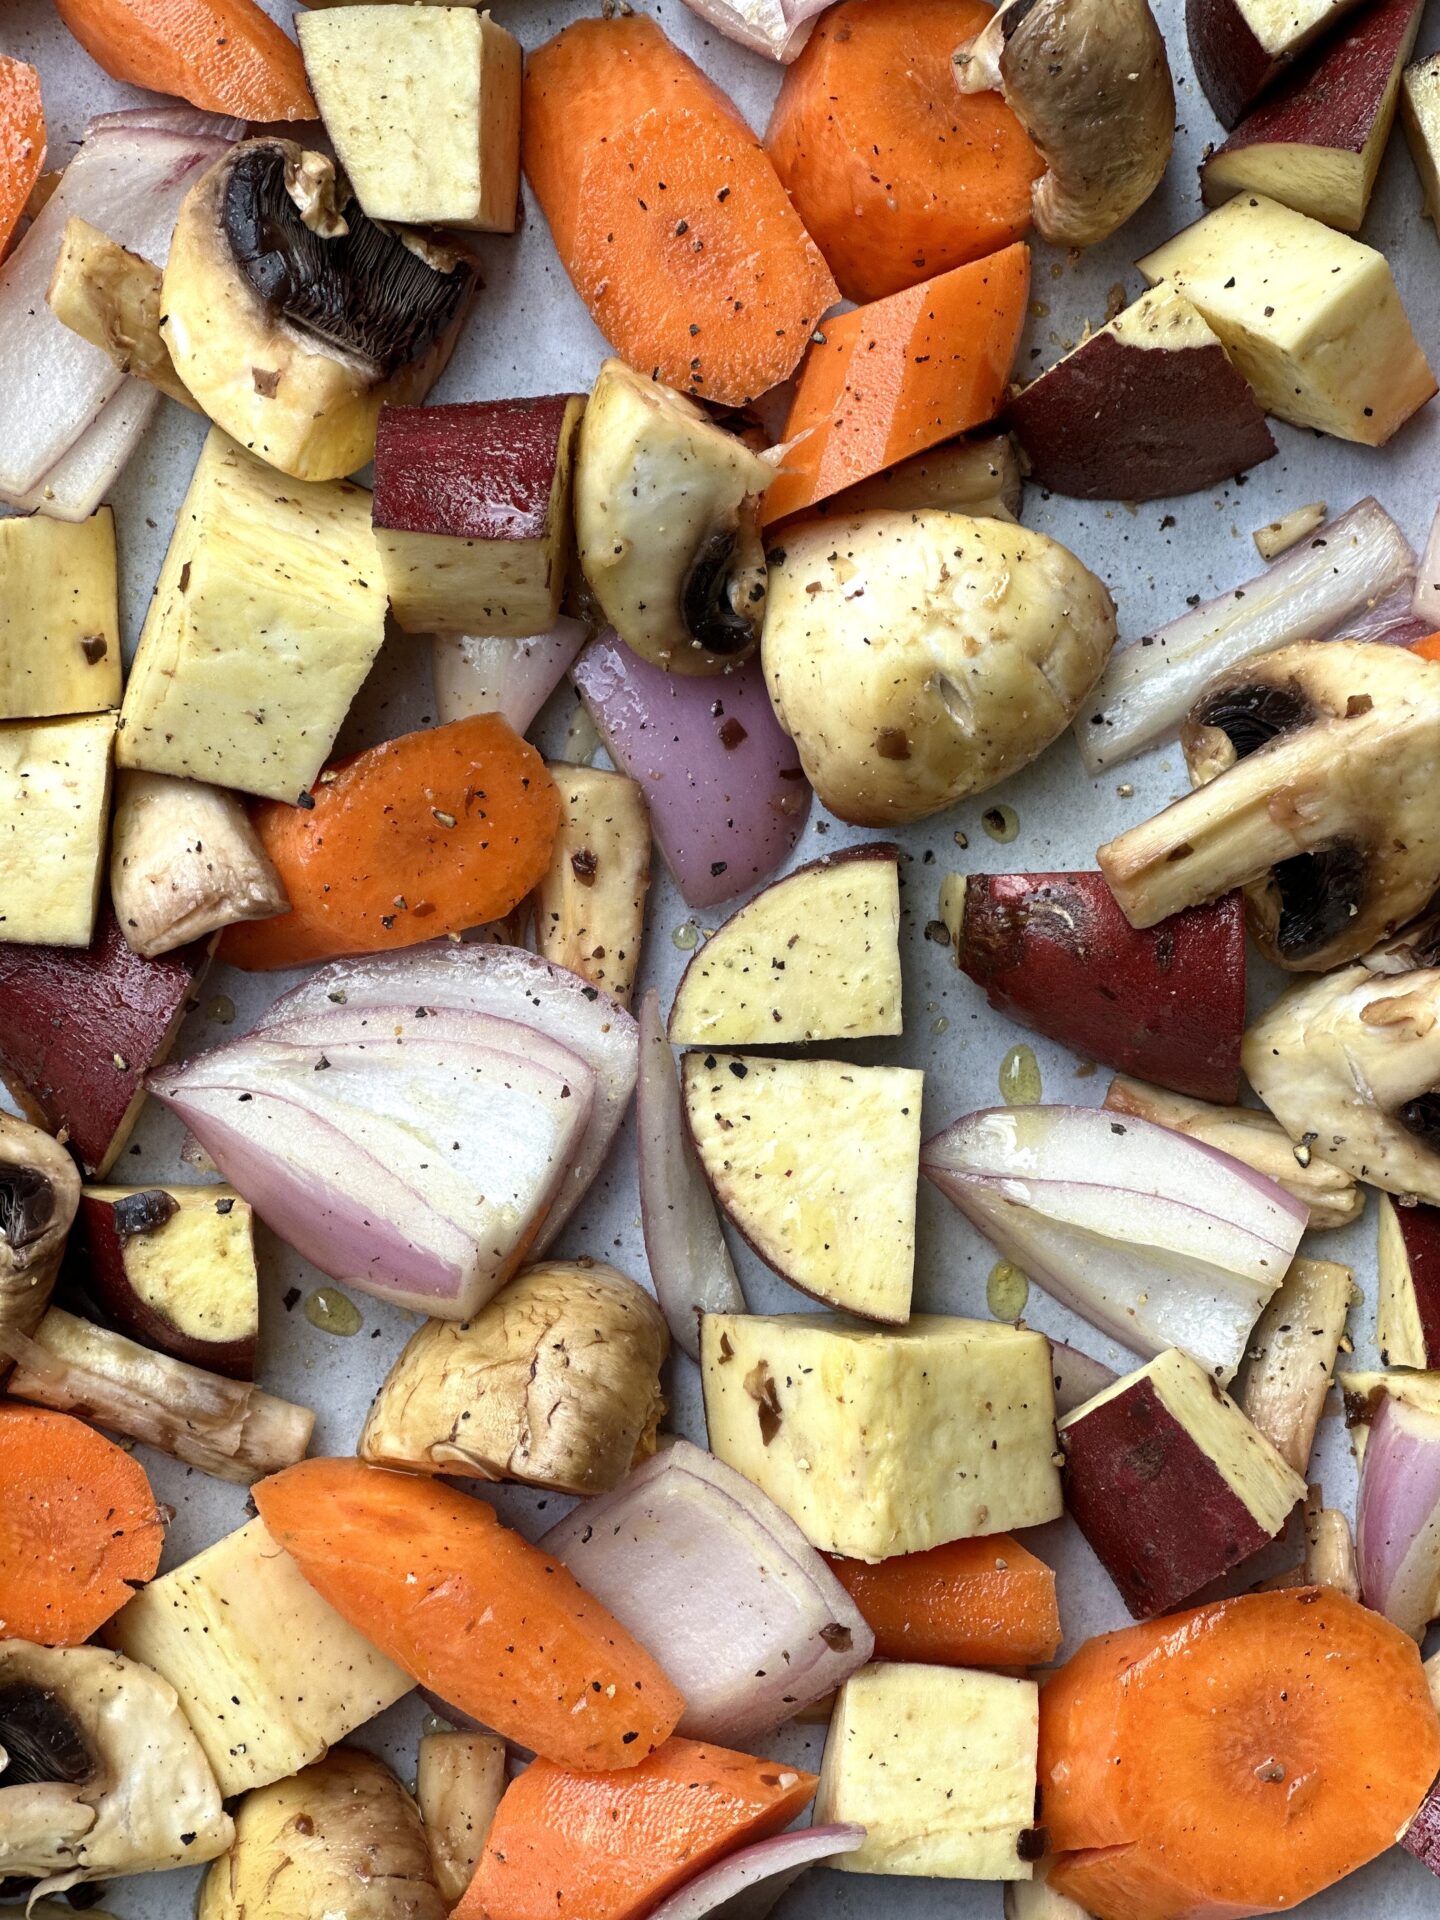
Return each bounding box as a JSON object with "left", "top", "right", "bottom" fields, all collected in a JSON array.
[{"left": 1, "top": 0, "right": 1437, "bottom": 1913}]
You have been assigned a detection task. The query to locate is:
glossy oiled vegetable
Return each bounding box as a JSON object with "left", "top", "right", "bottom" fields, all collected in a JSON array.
[
  {"left": 1040, "top": 1587, "right": 1440, "bottom": 1918},
  {"left": 254, "top": 1457, "right": 685, "bottom": 1769},
  {"left": 54, "top": 0, "right": 316, "bottom": 121},
  {"left": 0, "top": 1111, "right": 80, "bottom": 1352},
  {"left": 0, "top": 58, "right": 45, "bottom": 258},
  {"left": 825, "top": 1535, "right": 1061, "bottom": 1668}
]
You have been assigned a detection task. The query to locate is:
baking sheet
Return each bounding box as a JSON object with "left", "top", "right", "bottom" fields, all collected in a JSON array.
[{"left": 1, "top": 0, "right": 1436, "bottom": 1912}]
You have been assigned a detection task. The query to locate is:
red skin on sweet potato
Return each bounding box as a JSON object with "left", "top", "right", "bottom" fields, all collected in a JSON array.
[
  {"left": 1404, "top": 1779, "right": 1440, "bottom": 1876},
  {"left": 1383, "top": 1199, "right": 1440, "bottom": 1368},
  {"left": 952, "top": 872, "right": 1245, "bottom": 1102}
]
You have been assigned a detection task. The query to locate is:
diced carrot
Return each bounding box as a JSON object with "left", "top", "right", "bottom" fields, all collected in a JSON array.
[
  {"left": 826, "top": 1534, "right": 1060, "bottom": 1667},
  {"left": 253, "top": 1458, "right": 685, "bottom": 1770},
  {"left": 522, "top": 14, "right": 839, "bottom": 406},
  {"left": 0, "top": 58, "right": 45, "bottom": 260},
  {"left": 1040, "top": 1586, "right": 1440, "bottom": 1920},
  {"left": 454, "top": 1737, "right": 818, "bottom": 1920},
  {"left": 0, "top": 1403, "right": 165, "bottom": 1646},
  {"left": 217, "top": 715, "right": 561, "bottom": 971},
  {"left": 760, "top": 243, "right": 1029, "bottom": 525},
  {"left": 1411, "top": 630, "right": 1440, "bottom": 661},
  {"left": 53, "top": 0, "right": 316, "bottom": 122},
  {"left": 765, "top": 0, "right": 1041, "bottom": 303}
]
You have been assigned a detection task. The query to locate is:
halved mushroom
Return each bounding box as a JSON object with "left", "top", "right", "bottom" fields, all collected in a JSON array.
[
  {"left": 161, "top": 139, "right": 477, "bottom": 483},
  {"left": 1098, "top": 642, "right": 1440, "bottom": 971},
  {"left": 1243, "top": 961, "right": 1440, "bottom": 1204},
  {"left": 0, "top": 1114, "right": 80, "bottom": 1357},
  {"left": 0, "top": 1640, "right": 232, "bottom": 1900},
  {"left": 954, "top": 0, "right": 1176, "bottom": 249},
  {"left": 574, "top": 358, "right": 772, "bottom": 674},
  {"left": 110, "top": 769, "right": 289, "bottom": 959}
]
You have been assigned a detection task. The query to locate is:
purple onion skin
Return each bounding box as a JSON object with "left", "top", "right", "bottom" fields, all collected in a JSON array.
[
  {"left": 572, "top": 632, "right": 811, "bottom": 909},
  {"left": 1356, "top": 1392, "right": 1440, "bottom": 1638}
]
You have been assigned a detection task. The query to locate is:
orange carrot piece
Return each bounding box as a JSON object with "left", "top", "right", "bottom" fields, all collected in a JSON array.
[
  {"left": 454, "top": 1737, "right": 818, "bottom": 1920},
  {"left": 1040, "top": 1586, "right": 1440, "bottom": 1920},
  {"left": 0, "top": 1403, "right": 165, "bottom": 1646},
  {"left": 826, "top": 1534, "right": 1060, "bottom": 1667},
  {"left": 760, "top": 242, "right": 1029, "bottom": 525},
  {"left": 217, "top": 715, "right": 561, "bottom": 971},
  {"left": 0, "top": 59, "right": 45, "bottom": 260},
  {"left": 53, "top": 0, "right": 315, "bottom": 122},
  {"left": 254, "top": 1459, "right": 685, "bottom": 1770},
  {"left": 523, "top": 15, "right": 838, "bottom": 406},
  {"left": 765, "top": 0, "right": 1041, "bottom": 303},
  {"left": 1411, "top": 630, "right": 1440, "bottom": 661}
]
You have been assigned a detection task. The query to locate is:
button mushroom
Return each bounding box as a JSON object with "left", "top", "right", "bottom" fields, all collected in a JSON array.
[
  {"left": 574, "top": 358, "right": 773, "bottom": 674},
  {"left": 0, "top": 1114, "right": 80, "bottom": 1360},
  {"left": 161, "top": 139, "right": 477, "bottom": 483},
  {"left": 0, "top": 1640, "right": 232, "bottom": 1900},
  {"left": 954, "top": 0, "right": 1176, "bottom": 249},
  {"left": 761, "top": 510, "right": 1117, "bottom": 826},
  {"left": 1099, "top": 641, "right": 1440, "bottom": 970},
  {"left": 1243, "top": 961, "right": 1440, "bottom": 1205}
]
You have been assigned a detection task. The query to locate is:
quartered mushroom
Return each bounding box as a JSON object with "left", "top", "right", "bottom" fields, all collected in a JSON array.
[
  {"left": 574, "top": 358, "right": 773, "bottom": 674},
  {"left": 160, "top": 139, "right": 477, "bottom": 483},
  {"left": 0, "top": 1641, "right": 232, "bottom": 1900},
  {"left": 954, "top": 0, "right": 1175, "bottom": 249},
  {"left": 0, "top": 1114, "right": 80, "bottom": 1358},
  {"left": 1099, "top": 642, "right": 1440, "bottom": 971},
  {"left": 1244, "top": 960, "right": 1440, "bottom": 1205}
]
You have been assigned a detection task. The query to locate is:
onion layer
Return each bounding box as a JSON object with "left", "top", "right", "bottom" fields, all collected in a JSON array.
[
  {"left": 541, "top": 1438, "right": 873, "bottom": 1745},
  {"left": 433, "top": 619, "right": 589, "bottom": 736},
  {"left": 1048, "top": 1339, "right": 1118, "bottom": 1416},
  {"left": 646, "top": 1825, "right": 865, "bottom": 1920},
  {"left": 678, "top": 0, "right": 833, "bottom": 62},
  {"left": 922, "top": 1105, "right": 1307, "bottom": 1382},
  {"left": 1356, "top": 1390, "right": 1440, "bottom": 1639},
  {"left": 1415, "top": 502, "right": 1440, "bottom": 629}
]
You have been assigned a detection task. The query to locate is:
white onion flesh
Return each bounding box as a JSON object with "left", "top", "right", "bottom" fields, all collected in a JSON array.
[
  {"left": 1337, "top": 581, "right": 1435, "bottom": 648},
  {"left": 6, "top": 380, "right": 160, "bottom": 521},
  {"left": 432, "top": 619, "right": 589, "bottom": 735},
  {"left": 542, "top": 1439, "right": 873, "bottom": 1744},
  {"left": 636, "top": 988, "right": 745, "bottom": 1359},
  {"left": 678, "top": 0, "right": 833, "bottom": 62},
  {"left": 1414, "top": 502, "right": 1440, "bottom": 629},
  {"left": 646, "top": 1825, "right": 866, "bottom": 1920},
  {"left": 922, "top": 1105, "right": 1307, "bottom": 1382},
  {"left": 1076, "top": 497, "right": 1414, "bottom": 772},
  {"left": 1356, "top": 1391, "right": 1440, "bottom": 1639}
]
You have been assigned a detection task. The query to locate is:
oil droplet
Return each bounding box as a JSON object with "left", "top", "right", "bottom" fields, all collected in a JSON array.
[
  {"left": 931, "top": 1016, "right": 950, "bottom": 1036},
  {"left": 206, "top": 993, "right": 236, "bottom": 1025},
  {"left": 987, "top": 1260, "right": 1029, "bottom": 1320},
  {"left": 672, "top": 921, "right": 700, "bottom": 951},
  {"left": 304, "top": 1286, "right": 362, "bottom": 1336},
  {"left": 999, "top": 1043, "right": 1042, "bottom": 1106},
  {"left": 982, "top": 804, "right": 1019, "bottom": 843}
]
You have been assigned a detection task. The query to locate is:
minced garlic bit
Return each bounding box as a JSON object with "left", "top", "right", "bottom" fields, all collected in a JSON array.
[{"left": 1253, "top": 502, "right": 1327, "bottom": 562}]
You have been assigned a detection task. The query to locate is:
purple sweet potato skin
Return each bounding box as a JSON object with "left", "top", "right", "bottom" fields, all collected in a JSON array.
[
  {"left": 1062, "top": 1376, "right": 1273, "bottom": 1619},
  {"left": 373, "top": 396, "right": 582, "bottom": 540},
  {"left": 1402, "top": 1779, "right": 1440, "bottom": 1875},
  {"left": 1185, "top": 0, "right": 1280, "bottom": 126},
  {"left": 1392, "top": 1202, "right": 1440, "bottom": 1367}
]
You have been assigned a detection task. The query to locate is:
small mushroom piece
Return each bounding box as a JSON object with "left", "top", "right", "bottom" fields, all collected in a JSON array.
[
  {"left": 1243, "top": 960, "right": 1440, "bottom": 1205},
  {"left": 0, "top": 1640, "right": 232, "bottom": 1899},
  {"left": 161, "top": 139, "right": 477, "bottom": 483},
  {"left": 762, "top": 511, "right": 1117, "bottom": 825},
  {"left": 198, "top": 1748, "right": 444, "bottom": 1920},
  {"left": 416, "top": 1731, "right": 505, "bottom": 1906},
  {"left": 574, "top": 358, "right": 772, "bottom": 674},
  {"left": 533, "top": 765, "right": 651, "bottom": 1008},
  {"left": 954, "top": 0, "right": 1175, "bottom": 249},
  {"left": 46, "top": 217, "right": 198, "bottom": 411},
  {"left": 1099, "top": 641, "right": 1440, "bottom": 970},
  {"left": 109, "top": 769, "right": 289, "bottom": 959},
  {"left": 359, "top": 1259, "right": 668, "bottom": 1495},
  {"left": 0, "top": 1113, "right": 80, "bottom": 1358}
]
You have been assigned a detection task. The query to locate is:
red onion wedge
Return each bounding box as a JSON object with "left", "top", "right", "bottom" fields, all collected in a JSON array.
[
  {"left": 433, "top": 619, "right": 589, "bottom": 736},
  {"left": 149, "top": 1028, "right": 594, "bottom": 1318},
  {"left": 1048, "top": 1339, "right": 1119, "bottom": 1416},
  {"left": 0, "top": 112, "right": 235, "bottom": 506},
  {"left": 571, "top": 632, "right": 811, "bottom": 909},
  {"left": 85, "top": 105, "right": 249, "bottom": 142},
  {"left": 1336, "top": 581, "right": 1435, "bottom": 649},
  {"left": 541, "top": 1439, "right": 873, "bottom": 1744},
  {"left": 921, "top": 1105, "right": 1307, "bottom": 1383},
  {"left": 646, "top": 1824, "right": 865, "bottom": 1920},
  {"left": 1076, "top": 497, "right": 1414, "bottom": 772},
  {"left": 1356, "top": 1390, "right": 1440, "bottom": 1639},
  {"left": 637, "top": 988, "right": 744, "bottom": 1359},
  {"left": 678, "top": 0, "right": 833, "bottom": 62},
  {"left": 251, "top": 943, "right": 637, "bottom": 1251},
  {"left": 7, "top": 380, "right": 160, "bottom": 522},
  {"left": 1415, "top": 503, "right": 1440, "bottom": 630}
]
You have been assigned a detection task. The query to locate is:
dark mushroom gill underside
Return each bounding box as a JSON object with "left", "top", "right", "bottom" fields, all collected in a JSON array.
[{"left": 0, "top": 1166, "right": 53, "bottom": 1255}]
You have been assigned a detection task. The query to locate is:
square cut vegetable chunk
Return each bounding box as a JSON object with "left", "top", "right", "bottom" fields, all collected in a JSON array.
[
  {"left": 0, "top": 713, "right": 113, "bottom": 947},
  {"left": 0, "top": 510, "right": 120, "bottom": 720}
]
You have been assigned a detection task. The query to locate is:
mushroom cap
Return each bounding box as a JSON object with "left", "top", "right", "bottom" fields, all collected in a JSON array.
[
  {"left": 761, "top": 510, "right": 1116, "bottom": 825},
  {"left": 0, "top": 1115, "right": 80, "bottom": 1351}
]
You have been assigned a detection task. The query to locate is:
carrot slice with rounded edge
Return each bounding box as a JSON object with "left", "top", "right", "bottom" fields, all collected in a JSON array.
[
  {"left": 1411, "top": 630, "right": 1440, "bottom": 661},
  {"left": 254, "top": 1459, "right": 685, "bottom": 1771},
  {"left": 0, "top": 59, "right": 45, "bottom": 260},
  {"left": 454, "top": 1737, "right": 818, "bottom": 1920},
  {"left": 217, "top": 715, "right": 562, "bottom": 971},
  {"left": 0, "top": 1403, "right": 165, "bottom": 1646},
  {"left": 765, "top": 0, "right": 1041, "bottom": 303},
  {"left": 523, "top": 14, "right": 838, "bottom": 406},
  {"left": 53, "top": 0, "right": 315, "bottom": 122},
  {"left": 826, "top": 1534, "right": 1060, "bottom": 1667},
  {"left": 760, "top": 242, "right": 1029, "bottom": 526},
  {"left": 1040, "top": 1586, "right": 1440, "bottom": 1920}
]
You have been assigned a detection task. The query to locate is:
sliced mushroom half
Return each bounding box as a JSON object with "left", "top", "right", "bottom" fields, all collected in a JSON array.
[
  {"left": 1099, "top": 641, "right": 1440, "bottom": 971},
  {"left": 0, "top": 1641, "right": 232, "bottom": 1899},
  {"left": 574, "top": 358, "right": 772, "bottom": 674},
  {"left": 0, "top": 1114, "right": 80, "bottom": 1358},
  {"left": 161, "top": 139, "right": 477, "bottom": 483},
  {"left": 955, "top": 0, "right": 1176, "bottom": 249},
  {"left": 1244, "top": 962, "right": 1440, "bottom": 1204}
]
